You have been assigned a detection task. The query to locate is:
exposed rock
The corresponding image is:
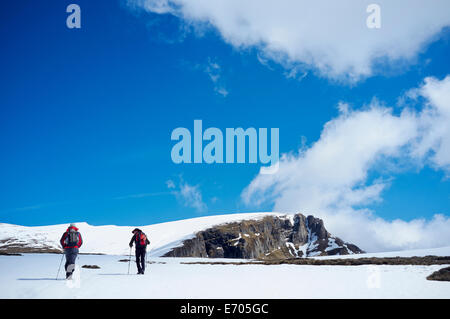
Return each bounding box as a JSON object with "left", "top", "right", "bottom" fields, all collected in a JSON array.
[
  {"left": 0, "top": 239, "right": 61, "bottom": 254},
  {"left": 427, "top": 266, "right": 450, "bottom": 281},
  {"left": 82, "top": 265, "right": 100, "bottom": 269},
  {"left": 0, "top": 239, "right": 104, "bottom": 255},
  {"left": 164, "top": 213, "right": 364, "bottom": 259},
  {"left": 118, "top": 259, "right": 130, "bottom": 262},
  {"left": 181, "top": 255, "right": 450, "bottom": 266}
]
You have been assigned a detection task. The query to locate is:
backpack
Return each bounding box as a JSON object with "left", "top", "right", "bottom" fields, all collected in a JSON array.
[
  {"left": 67, "top": 230, "right": 79, "bottom": 247},
  {"left": 136, "top": 232, "right": 147, "bottom": 247}
]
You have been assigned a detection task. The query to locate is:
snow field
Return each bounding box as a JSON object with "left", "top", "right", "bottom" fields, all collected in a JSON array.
[{"left": 0, "top": 254, "right": 449, "bottom": 298}]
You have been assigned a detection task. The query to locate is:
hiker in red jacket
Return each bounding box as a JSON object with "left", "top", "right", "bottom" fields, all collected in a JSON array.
[
  {"left": 129, "top": 228, "right": 150, "bottom": 274},
  {"left": 60, "top": 223, "right": 83, "bottom": 279}
]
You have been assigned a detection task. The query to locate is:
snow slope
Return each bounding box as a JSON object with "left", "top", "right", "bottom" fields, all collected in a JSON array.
[
  {"left": 0, "top": 213, "right": 283, "bottom": 256},
  {"left": 1, "top": 213, "right": 449, "bottom": 299},
  {"left": 0, "top": 254, "right": 449, "bottom": 298}
]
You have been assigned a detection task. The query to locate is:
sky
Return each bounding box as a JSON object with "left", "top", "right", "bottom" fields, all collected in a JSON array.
[{"left": 1, "top": 0, "right": 450, "bottom": 252}]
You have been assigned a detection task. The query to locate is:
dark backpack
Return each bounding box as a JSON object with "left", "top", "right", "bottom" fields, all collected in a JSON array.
[{"left": 67, "top": 231, "right": 79, "bottom": 246}]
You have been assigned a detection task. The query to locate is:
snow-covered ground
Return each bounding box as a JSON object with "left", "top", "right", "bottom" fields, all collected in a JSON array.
[
  {"left": 0, "top": 213, "right": 282, "bottom": 256},
  {"left": 0, "top": 253, "right": 449, "bottom": 298},
  {"left": 1, "top": 214, "right": 449, "bottom": 298}
]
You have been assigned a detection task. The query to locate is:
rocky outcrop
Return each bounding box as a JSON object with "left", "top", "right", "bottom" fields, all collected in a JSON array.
[
  {"left": 163, "top": 213, "right": 364, "bottom": 259},
  {"left": 427, "top": 267, "right": 450, "bottom": 281},
  {"left": 82, "top": 265, "right": 100, "bottom": 269},
  {"left": 0, "top": 239, "right": 61, "bottom": 254}
]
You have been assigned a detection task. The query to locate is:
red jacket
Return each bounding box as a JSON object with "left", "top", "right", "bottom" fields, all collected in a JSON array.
[{"left": 60, "top": 226, "right": 83, "bottom": 249}]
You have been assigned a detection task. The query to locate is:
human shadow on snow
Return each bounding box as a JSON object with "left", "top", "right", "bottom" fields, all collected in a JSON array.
[{"left": 17, "top": 278, "right": 65, "bottom": 281}]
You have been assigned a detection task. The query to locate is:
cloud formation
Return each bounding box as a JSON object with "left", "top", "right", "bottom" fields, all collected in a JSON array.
[
  {"left": 410, "top": 76, "right": 450, "bottom": 173},
  {"left": 167, "top": 179, "right": 207, "bottom": 212},
  {"left": 204, "top": 58, "right": 229, "bottom": 97},
  {"left": 242, "top": 75, "right": 450, "bottom": 252},
  {"left": 129, "top": 0, "right": 450, "bottom": 82}
]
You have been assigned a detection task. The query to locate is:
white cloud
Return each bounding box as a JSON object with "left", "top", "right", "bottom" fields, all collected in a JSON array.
[
  {"left": 283, "top": 65, "right": 308, "bottom": 81},
  {"left": 166, "top": 179, "right": 176, "bottom": 189},
  {"left": 167, "top": 179, "right": 207, "bottom": 212},
  {"left": 214, "top": 87, "right": 229, "bottom": 97},
  {"left": 179, "top": 183, "right": 207, "bottom": 212},
  {"left": 242, "top": 102, "right": 418, "bottom": 213},
  {"left": 411, "top": 76, "right": 450, "bottom": 174},
  {"left": 316, "top": 210, "right": 450, "bottom": 253},
  {"left": 130, "top": 0, "right": 450, "bottom": 82},
  {"left": 242, "top": 75, "right": 450, "bottom": 252},
  {"left": 204, "top": 58, "right": 229, "bottom": 97},
  {"left": 179, "top": 58, "right": 229, "bottom": 96}
]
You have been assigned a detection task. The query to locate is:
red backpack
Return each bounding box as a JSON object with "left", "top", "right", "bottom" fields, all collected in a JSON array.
[{"left": 136, "top": 232, "right": 148, "bottom": 247}]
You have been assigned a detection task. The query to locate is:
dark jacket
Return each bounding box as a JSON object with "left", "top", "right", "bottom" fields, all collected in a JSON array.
[
  {"left": 60, "top": 226, "right": 83, "bottom": 249},
  {"left": 129, "top": 230, "right": 150, "bottom": 248}
]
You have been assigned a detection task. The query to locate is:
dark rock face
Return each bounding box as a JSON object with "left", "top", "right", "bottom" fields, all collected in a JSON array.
[
  {"left": 0, "top": 239, "right": 61, "bottom": 254},
  {"left": 427, "top": 266, "right": 450, "bottom": 281},
  {"left": 164, "top": 213, "right": 364, "bottom": 259},
  {"left": 82, "top": 265, "right": 100, "bottom": 269}
]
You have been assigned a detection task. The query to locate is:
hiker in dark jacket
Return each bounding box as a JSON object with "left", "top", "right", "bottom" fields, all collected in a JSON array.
[
  {"left": 60, "top": 223, "right": 83, "bottom": 279},
  {"left": 129, "top": 228, "right": 150, "bottom": 274}
]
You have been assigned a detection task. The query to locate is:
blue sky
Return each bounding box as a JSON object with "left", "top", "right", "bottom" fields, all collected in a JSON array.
[{"left": 1, "top": 0, "right": 450, "bottom": 250}]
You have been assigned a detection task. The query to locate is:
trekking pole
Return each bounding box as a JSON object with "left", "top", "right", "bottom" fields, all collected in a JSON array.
[
  {"left": 144, "top": 247, "right": 147, "bottom": 275},
  {"left": 56, "top": 251, "right": 64, "bottom": 280},
  {"left": 127, "top": 247, "right": 132, "bottom": 275}
]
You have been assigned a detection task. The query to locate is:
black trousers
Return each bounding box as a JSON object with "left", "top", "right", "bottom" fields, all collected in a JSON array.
[
  {"left": 64, "top": 248, "right": 79, "bottom": 278},
  {"left": 135, "top": 247, "right": 146, "bottom": 273}
]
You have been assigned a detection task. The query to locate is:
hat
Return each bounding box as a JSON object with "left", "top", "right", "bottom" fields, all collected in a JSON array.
[
  {"left": 132, "top": 228, "right": 141, "bottom": 233},
  {"left": 70, "top": 223, "right": 77, "bottom": 227}
]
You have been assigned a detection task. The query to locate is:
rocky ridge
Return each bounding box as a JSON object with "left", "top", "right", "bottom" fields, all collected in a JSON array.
[{"left": 163, "top": 213, "right": 364, "bottom": 259}]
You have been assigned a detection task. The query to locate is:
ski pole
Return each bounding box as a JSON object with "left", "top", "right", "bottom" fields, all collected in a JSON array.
[
  {"left": 56, "top": 251, "right": 64, "bottom": 280},
  {"left": 127, "top": 246, "right": 132, "bottom": 275},
  {"left": 144, "top": 247, "right": 147, "bottom": 275}
]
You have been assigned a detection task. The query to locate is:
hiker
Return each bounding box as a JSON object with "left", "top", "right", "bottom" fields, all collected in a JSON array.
[
  {"left": 129, "top": 228, "right": 150, "bottom": 274},
  {"left": 60, "top": 223, "right": 83, "bottom": 279}
]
